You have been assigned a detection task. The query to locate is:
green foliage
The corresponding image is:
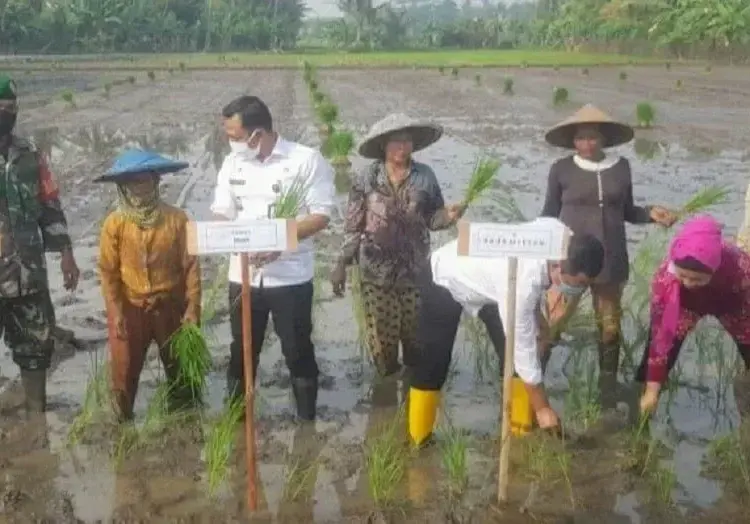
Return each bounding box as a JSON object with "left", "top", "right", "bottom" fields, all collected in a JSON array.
[
  {"left": 636, "top": 102, "right": 656, "bottom": 128},
  {"left": 553, "top": 86, "right": 569, "bottom": 106},
  {"left": 321, "top": 130, "right": 355, "bottom": 161}
]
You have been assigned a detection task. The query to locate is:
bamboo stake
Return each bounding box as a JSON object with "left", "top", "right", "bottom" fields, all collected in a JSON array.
[{"left": 497, "top": 257, "right": 518, "bottom": 502}]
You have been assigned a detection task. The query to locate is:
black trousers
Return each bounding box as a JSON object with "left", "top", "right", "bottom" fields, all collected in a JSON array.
[
  {"left": 228, "top": 280, "right": 318, "bottom": 385},
  {"left": 410, "top": 273, "right": 506, "bottom": 391}
]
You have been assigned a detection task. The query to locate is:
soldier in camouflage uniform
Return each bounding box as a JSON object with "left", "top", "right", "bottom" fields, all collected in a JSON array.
[{"left": 0, "top": 74, "right": 80, "bottom": 414}]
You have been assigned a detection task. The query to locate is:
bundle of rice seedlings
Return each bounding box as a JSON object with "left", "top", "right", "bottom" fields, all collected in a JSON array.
[
  {"left": 272, "top": 175, "right": 311, "bottom": 218},
  {"left": 503, "top": 77, "right": 514, "bottom": 95},
  {"left": 619, "top": 71, "right": 627, "bottom": 81},
  {"left": 205, "top": 396, "right": 245, "bottom": 496},
  {"left": 316, "top": 101, "right": 338, "bottom": 127},
  {"left": 553, "top": 86, "right": 569, "bottom": 106},
  {"left": 321, "top": 129, "right": 354, "bottom": 163},
  {"left": 474, "top": 74, "right": 481, "bottom": 86},
  {"left": 636, "top": 102, "right": 655, "bottom": 128},
  {"left": 169, "top": 322, "right": 211, "bottom": 401},
  {"left": 677, "top": 185, "right": 730, "bottom": 218},
  {"left": 463, "top": 157, "right": 500, "bottom": 205},
  {"left": 61, "top": 90, "right": 75, "bottom": 108}
]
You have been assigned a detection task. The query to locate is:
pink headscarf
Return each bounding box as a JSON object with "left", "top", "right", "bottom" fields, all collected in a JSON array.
[{"left": 657, "top": 215, "right": 723, "bottom": 351}]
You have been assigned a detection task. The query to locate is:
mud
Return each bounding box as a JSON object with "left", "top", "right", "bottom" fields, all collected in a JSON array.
[{"left": 0, "top": 65, "right": 749, "bottom": 523}]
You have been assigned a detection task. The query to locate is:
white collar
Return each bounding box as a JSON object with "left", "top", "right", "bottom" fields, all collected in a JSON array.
[{"left": 573, "top": 154, "right": 620, "bottom": 172}]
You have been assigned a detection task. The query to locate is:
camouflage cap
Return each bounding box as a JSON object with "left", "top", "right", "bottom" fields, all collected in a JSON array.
[{"left": 0, "top": 74, "right": 17, "bottom": 100}]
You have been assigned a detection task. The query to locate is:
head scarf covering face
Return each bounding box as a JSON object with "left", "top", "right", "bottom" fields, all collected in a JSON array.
[
  {"left": 657, "top": 215, "right": 723, "bottom": 353},
  {"left": 116, "top": 174, "right": 162, "bottom": 228}
]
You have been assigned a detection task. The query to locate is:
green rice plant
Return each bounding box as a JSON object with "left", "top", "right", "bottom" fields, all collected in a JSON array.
[
  {"left": 636, "top": 102, "right": 655, "bottom": 128},
  {"left": 581, "top": 67, "right": 589, "bottom": 76},
  {"left": 451, "top": 67, "right": 458, "bottom": 77},
  {"left": 202, "top": 259, "right": 230, "bottom": 325},
  {"left": 281, "top": 455, "right": 319, "bottom": 502},
  {"left": 704, "top": 428, "right": 750, "bottom": 498},
  {"left": 204, "top": 396, "right": 245, "bottom": 496},
  {"left": 438, "top": 66, "right": 445, "bottom": 74},
  {"left": 553, "top": 65, "right": 560, "bottom": 72},
  {"left": 474, "top": 73, "right": 481, "bottom": 86},
  {"left": 112, "top": 381, "right": 174, "bottom": 464},
  {"left": 705, "top": 65, "right": 712, "bottom": 73},
  {"left": 521, "top": 60, "right": 529, "bottom": 69},
  {"left": 564, "top": 356, "right": 601, "bottom": 431},
  {"left": 127, "top": 75, "right": 136, "bottom": 84},
  {"left": 179, "top": 62, "right": 186, "bottom": 72},
  {"left": 490, "top": 187, "right": 527, "bottom": 222},
  {"left": 61, "top": 90, "right": 76, "bottom": 108},
  {"left": 677, "top": 185, "right": 730, "bottom": 218},
  {"left": 619, "top": 71, "right": 627, "bottom": 81},
  {"left": 147, "top": 71, "right": 155, "bottom": 81},
  {"left": 168, "top": 68, "right": 174, "bottom": 75},
  {"left": 321, "top": 129, "right": 354, "bottom": 162},
  {"left": 103, "top": 83, "right": 112, "bottom": 98},
  {"left": 365, "top": 409, "right": 408, "bottom": 508},
  {"left": 462, "top": 314, "right": 495, "bottom": 382},
  {"left": 463, "top": 156, "right": 500, "bottom": 205},
  {"left": 316, "top": 101, "right": 338, "bottom": 127},
  {"left": 169, "top": 322, "right": 211, "bottom": 400},
  {"left": 438, "top": 417, "right": 469, "bottom": 497},
  {"left": 307, "top": 79, "right": 318, "bottom": 91},
  {"left": 553, "top": 86, "right": 569, "bottom": 106},
  {"left": 272, "top": 175, "right": 311, "bottom": 218},
  {"left": 518, "top": 433, "right": 575, "bottom": 506},
  {"left": 665, "top": 62, "right": 671, "bottom": 71},
  {"left": 675, "top": 79, "right": 683, "bottom": 89},
  {"left": 67, "top": 357, "right": 112, "bottom": 446},
  {"left": 503, "top": 77, "right": 514, "bottom": 95},
  {"left": 647, "top": 463, "right": 676, "bottom": 505},
  {"left": 311, "top": 90, "right": 325, "bottom": 105}
]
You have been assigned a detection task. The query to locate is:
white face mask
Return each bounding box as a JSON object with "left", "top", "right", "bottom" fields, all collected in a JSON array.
[{"left": 229, "top": 132, "right": 260, "bottom": 158}]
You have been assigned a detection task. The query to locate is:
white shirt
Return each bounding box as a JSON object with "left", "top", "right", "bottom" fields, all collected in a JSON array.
[
  {"left": 430, "top": 239, "right": 550, "bottom": 385},
  {"left": 209, "top": 136, "right": 336, "bottom": 287}
]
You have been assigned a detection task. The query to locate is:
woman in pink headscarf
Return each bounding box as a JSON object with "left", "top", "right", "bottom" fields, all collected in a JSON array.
[{"left": 637, "top": 215, "right": 750, "bottom": 416}]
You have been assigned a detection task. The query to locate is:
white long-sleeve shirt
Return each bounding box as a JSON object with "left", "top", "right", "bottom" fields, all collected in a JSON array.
[{"left": 430, "top": 239, "right": 550, "bottom": 385}]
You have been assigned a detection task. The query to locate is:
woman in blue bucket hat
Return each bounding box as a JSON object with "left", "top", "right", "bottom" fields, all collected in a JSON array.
[{"left": 96, "top": 149, "right": 202, "bottom": 422}]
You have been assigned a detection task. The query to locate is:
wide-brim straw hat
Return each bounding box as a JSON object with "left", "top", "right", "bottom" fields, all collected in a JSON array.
[
  {"left": 357, "top": 113, "right": 443, "bottom": 159},
  {"left": 545, "top": 104, "right": 634, "bottom": 149},
  {"left": 95, "top": 149, "right": 189, "bottom": 182}
]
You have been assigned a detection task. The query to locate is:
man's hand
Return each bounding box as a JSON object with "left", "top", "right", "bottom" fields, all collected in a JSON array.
[
  {"left": 446, "top": 203, "right": 467, "bottom": 224},
  {"left": 182, "top": 311, "right": 200, "bottom": 326},
  {"left": 535, "top": 406, "right": 560, "bottom": 430},
  {"left": 331, "top": 262, "right": 346, "bottom": 297},
  {"left": 639, "top": 381, "right": 661, "bottom": 416},
  {"left": 650, "top": 206, "right": 678, "bottom": 228},
  {"left": 249, "top": 251, "right": 281, "bottom": 267},
  {"left": 60, "top": 248, "right": 80, "bottom": 291}
]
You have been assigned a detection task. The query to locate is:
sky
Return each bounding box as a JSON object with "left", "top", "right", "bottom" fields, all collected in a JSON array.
[{"left": 305, "top": 0, "right": 526, "bottom": 18}]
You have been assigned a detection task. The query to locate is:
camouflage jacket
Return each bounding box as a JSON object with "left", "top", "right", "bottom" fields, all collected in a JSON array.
[{"left": 0, "top": 135, "right": 72, "bottom": 297}]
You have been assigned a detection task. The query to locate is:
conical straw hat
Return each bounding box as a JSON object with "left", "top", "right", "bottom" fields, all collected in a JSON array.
[
  {"left": 544, "top": 104, "right": 634, "bottom": 149},
  {"left": 357, "top": 113, "right": 443, "bottom": 159}
]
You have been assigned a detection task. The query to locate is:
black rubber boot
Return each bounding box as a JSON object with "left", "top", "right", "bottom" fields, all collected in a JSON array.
[
  {"left": 598, "top": 342, "right": 621, "bottom": 410},
  {"left": 21, "top": 369, "right": 47, "bottom": 415},
  {"left": 291, "top": 377, "right": 318, "bottom": 422}
]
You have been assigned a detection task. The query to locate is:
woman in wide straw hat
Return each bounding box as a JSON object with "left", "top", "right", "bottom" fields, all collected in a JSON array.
[
  {"left": 539, "top": 104, "right": 676, "bottom": 413},
  {"left": 330, "top": 113, "right": 466, "bottom": 377},
  {"left": 96, "top": 149, "right": 202, "bottom": 422}
]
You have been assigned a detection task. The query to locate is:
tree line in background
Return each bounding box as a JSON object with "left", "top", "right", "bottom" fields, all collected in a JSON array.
[{"left": 1, "top": 0, "right": 748, "bottom": 60}]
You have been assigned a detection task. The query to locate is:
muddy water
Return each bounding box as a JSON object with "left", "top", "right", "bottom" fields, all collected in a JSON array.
[{"left": 0, "top": 67, "right": 748, "bottom": 523}]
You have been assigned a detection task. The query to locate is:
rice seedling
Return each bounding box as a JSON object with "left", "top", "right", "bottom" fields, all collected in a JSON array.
[
  {"left": 646, "top": 463, "right": 676, "bottom": 505},
  {"left": 272, "top": 175, "right": 310, "bottom": 218},
  {"left": 204, "top": 396, "right": 245, "bottom": 496},
  {"left": 619, "top": 71, "right": 627, "bottom": 81},
  {"left": 463, "top": 157, "right": 500, "bottom": 205},
  {"left": 169, "top": 322, "right": 211, "bottom": 401},
  {"left": 103, "top": 83, "right": 112, "bottom": 98},
  {"left": 518, "top": 433, "right": 575, "bottom": 507},
  {"left": 677, "top": 185, "right": 730, "bottom": 218},
  {"left": 451, "top": 67, "right": 459, "bottom": 78},
  {"left": 635, "top": 102, "right": 655, "bottom": 128},
  {"left": 438, "top": 66, "right": 445, "bottom": 74},
  {"left": 704, "top": 428, "right": 750, "bottom": 498},
  {"left": 581, "top": 67, "right": 589, "bottom": 76},
  {"left": 665, "top": 62, "right": 671, "bottom": 70},
  {"left": 705, "top": 65, "right": 712, "bottom": 73},
  {"left": 168, "top": 68, "right": 174, "bottom": 75},
  {"left": 553, "top": 65, "right": 560, "bottom": 72},
  {"left": 321, "top": 129, "right": 354, "bottom": 163},
  {"left": 503, "top": 77, "right": 514, "bottom": 95},
  {"left": 202, "top": 259, "right": 230, "bottom": 325},
  {"left": 147, "top": 71, "right": 155, "bottom": 81},
  {"left": 311, "top": 90, "right": 325, "bottom": 105},
  {"left": 308, "top": 79, "right": 318, "bottom": 91},
  {"left": 365, "top": 409, "right": 408, "bottom": 509},
  {"left": 553, "top": 86, "right": 569, "bottom": 106},
  {"left": 67, "top": 357, "right": 112, "bottom": 446},
  {"left": 474, "top": 74, "right": 481, "bottom": 86},
  {"left": 281, "top": 455, "right": 319, "bottom": 502},
  {"left": 316, "top": 101, "right": 338, "bottom": 127},
  {"left": 675, "top": 78, "right": 683, "bottom": 89},
  {"left": 127, "top": 75, "right": 136, "bottom": 84},
  {"left": 61, "top": 90, "right": 76, "bottom": 108},
  {"left": 521, "top": 60, "right": 529, "bottom": 68},
  {"left": 438, "top": 417, "right": 469, "bottom": 497},
  {"left": 179, "top": 62, "right": 186, "bottom": 72}
]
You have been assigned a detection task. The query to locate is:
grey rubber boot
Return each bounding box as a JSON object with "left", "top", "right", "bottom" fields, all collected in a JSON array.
[
  {"left": 291, "top": 377, "right": 318, "bottom": 422},
  {"left": 21, "top": 369, "right": 47, "bottom": 414}
]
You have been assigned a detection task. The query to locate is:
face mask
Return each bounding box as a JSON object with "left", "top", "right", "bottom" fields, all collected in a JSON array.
[
  {"left": 229, "top": 132, "right": 260, "bottom": 158},
  {"left": 0, "top": 112, "right": 16, "bottom": 137},
  {"left": 557, "top": 281, "right": 586, "bottom": 298}
]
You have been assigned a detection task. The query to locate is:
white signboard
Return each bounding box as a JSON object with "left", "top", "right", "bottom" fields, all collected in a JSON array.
[
  {"left": 456, "top": 217, "right": 571, "bottom": 260},
  {"left": 187, "top": 219, "right": 297, "bottom": 255}
]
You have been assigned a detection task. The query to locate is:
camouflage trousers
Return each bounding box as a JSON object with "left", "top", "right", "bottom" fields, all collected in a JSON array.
[
  {"left": 360, "top": 282, "right": 421, "bottom": 376},
  {"left": 0, "top": 290, "right": 54, "bottom": 371}
]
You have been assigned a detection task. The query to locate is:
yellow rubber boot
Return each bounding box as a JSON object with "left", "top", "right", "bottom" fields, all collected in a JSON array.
[
  {"left": 510, "top": 377, "right": 533, "bottom": 436},
  {"left": 408, "top": 387, "right": 439, "bottom": 447}
]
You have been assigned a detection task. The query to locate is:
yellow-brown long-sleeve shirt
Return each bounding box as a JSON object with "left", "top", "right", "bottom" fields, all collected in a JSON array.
[{"left": 98, "top": 203, "right": 201, "bottom": 320}]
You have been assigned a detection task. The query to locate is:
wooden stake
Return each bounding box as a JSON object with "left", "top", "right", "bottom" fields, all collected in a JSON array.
[
  {"left": 497, "top": 256, "right": 518, "bottom": 503},
  {"left": 240, "top": 253, "right": 257, "bottom": 511}
]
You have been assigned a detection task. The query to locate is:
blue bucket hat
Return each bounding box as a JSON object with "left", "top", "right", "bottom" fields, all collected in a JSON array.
[{"left": 95, "top": 149, "right": 189, "bottom": 182}]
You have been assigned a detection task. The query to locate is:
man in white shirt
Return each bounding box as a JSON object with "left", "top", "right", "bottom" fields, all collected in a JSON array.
[
  {"left": 407, "top": 221, "right": 604, "bottom": 446},
  {"left": 210, "top": 96, "right": 336, "bottom": 422}
]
